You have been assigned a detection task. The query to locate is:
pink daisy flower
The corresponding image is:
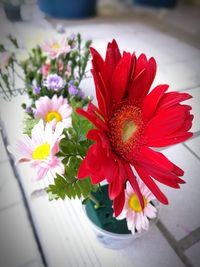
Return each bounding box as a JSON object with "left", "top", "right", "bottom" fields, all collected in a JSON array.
[
  {"left": 116, "top": 180, "right": 157, "bottom": 234},
  {"left": 41, "top": 38, "right": 71, "bottom": 59},
  {"left": 9, "top": 120, "right": 64, "bottom": 180},
  {"left": 34, "top": 95, "right": 72, "bottom": 129}
]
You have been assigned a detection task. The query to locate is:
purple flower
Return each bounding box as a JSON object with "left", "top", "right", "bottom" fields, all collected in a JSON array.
[
  {"left": 78, "top": 89, "right": 85, "bottom": 99},
  {"left": 68, "top": 84, "right": 79, "bottom": 96},
  {"left": 56, "top": 24, "right": 65, "bottom": 34},
  {"left": 25, "top": 106, "right": 33, "bottom": 114},
  {"left": 70, "top": 33, "right": 76, "bottom": 40},
  {"left": 33, "top": 86, "right": 41, "bottom": 95},
  {"left": 43, "top": 74, "right": 66, "bottom": 91}
]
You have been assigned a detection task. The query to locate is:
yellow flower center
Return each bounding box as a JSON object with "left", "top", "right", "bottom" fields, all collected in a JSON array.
[
  {"left": 32, "top": 143, "right": 50, "bottom": 160},
  {"left": 46, "top": 111, "right": 62, "bottom": 123},
  {"left": 128, "top": 193, "right": 147, "bottom": 212},
  {"left": 51, "top": 43, "right": 61, "bottom": 49}
]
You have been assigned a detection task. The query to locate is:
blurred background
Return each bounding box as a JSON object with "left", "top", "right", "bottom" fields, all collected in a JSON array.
[{"left": 0, "top": 1, "right": 200, "bottom": 267}]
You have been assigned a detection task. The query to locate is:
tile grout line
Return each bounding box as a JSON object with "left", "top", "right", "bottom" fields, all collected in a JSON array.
[
  {"left": 18, "top": 258, "right": 41, "bottom": 267},
  {"left": 0, "top": 116, "right": 48, "bottom": 267},
  {"left": 182, "top": 143, "right": 200, "bottom": 161},
  {"left": 157, "top": 220, "right": 194, "bottom": 267},
  {"left": 178, "top": 227, "right": 200, "bottom": 251},
  {"left": 190, "top": 131, "right": 200, "bottom": 139},
  {"left": 0, "top": 200, "right": 22, "bottom": 213}
]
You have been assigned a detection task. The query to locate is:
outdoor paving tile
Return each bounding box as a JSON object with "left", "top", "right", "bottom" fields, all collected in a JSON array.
[
  {"left": 185, "top": 135, "right": 200, "bottom": 158},
  {"left": 0, "top": 95, "right": 28, "bottom": 143},
  {"left": 29, "top": 195, "right": 184, "bottom": 267},
  {"left": 158, "top": 144, "right": 200, "bottom": 241},
  {"left": 0, "top": 134, "right": 8, "bottom": 162},
  {"left": 137, "top": 31, "right": 200, "bottom": 62},
  {"left": 61, "top": 22, "right": 157, "bottom": 40},
  {"left": 119, "top": 225, "right": 184, "bottom": 267},
  {"left": 0, "top": 203, "right": 41, "bottom": 267},
  {"left": 153, "top": 57, "right": 200, "bottom": 92},
  {"left": 0, "top": 162, "right": 22, "bottom": 210},
  {"left": 184, "top": 87, "right": 200, "bottom": 133},
  {"left": 23, "top": 258, "right": 44, "bottom": 267},
  {"left": 185, "top": 241, "right": 200, "bottom": 267}
]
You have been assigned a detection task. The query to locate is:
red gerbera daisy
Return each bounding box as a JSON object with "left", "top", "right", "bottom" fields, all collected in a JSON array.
[{"left": 77, "top": 39, "right": 193, "bottom": 216}]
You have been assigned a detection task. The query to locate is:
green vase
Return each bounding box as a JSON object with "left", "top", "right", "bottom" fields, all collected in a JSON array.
[{"left": 84, "top": 184, "right": 147, "bottom": 249}]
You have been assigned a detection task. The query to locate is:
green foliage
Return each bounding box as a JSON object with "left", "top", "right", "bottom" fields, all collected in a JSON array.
[
  {"left": 23, "top": 115, "right": 40, "bottom": 136},
  {"left": 0, "top": 33, "right": 92, "bottom": 103},
  {"left": 47, "top": 106, "right": 97, "bottom": 201},
  {"left": 47, "top": 174, "right": 97, "bottom": 200}
]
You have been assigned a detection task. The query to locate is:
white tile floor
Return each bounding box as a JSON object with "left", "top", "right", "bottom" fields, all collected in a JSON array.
[
  {"left": 0, "top": 3, "right": 200, "bottom": 267},
  {"left": 159, "top": 144, "right": 200, "bottom": 241},
  {"left": 0, "top": 162, "right": 22, "bottom": 210},
  {"left": 0, "top": 203, "right": 43, "bottom": 267},
  {"left": 185, "top": 136, "right": 200, "bottom": 158},
  {"left": 185, "top": 241, "right": 200, "bottom": 267}
]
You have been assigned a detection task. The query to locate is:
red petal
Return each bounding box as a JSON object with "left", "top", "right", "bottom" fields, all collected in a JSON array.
[
  {"left": 143, "top": 84, "right": 169, "bottom": 122},
  {"left": 77, "top": 156, "right": 90, "bottom": 179},
  {"left": 105, "top": 39, "right": 121, "bottom": 79},
  {"left": 124, "top": 163, "right": 144, "bottom": 210},
  {"left": 78, "top": 144, "right": 105, "bottom": 179},
  {"left": 134, "top": 163, "right": 169, "bottom": 205},
  {"left": 104, "top": 157, "right": 118, "bottom": 184},
  {"left": 145, "top": 106, "right": 187, "bottom": 139},
  {"left": 129, "top": 55, "right": 156, "bottom": 102},
  {"left": 90, "top": 47, "right": 105, "bottom": 74},
  {"left": 113, "top": 188, "right": 125, "bottom": 217},
  {"left": 111, "top": 52, "right": 132, "bottom": 104},
  {"left": 147, "top": 132, "right": 193, "bottom": 147},
  {"left": 91, "top": 69, "right": 108, "bottom": 117},
  {"left": 108, "top": 171, "right": 122, "bottom": 200},
  {"left": 140, "top": 147, "right": 174, "bottom": 172},
  {"left": 91, "top": 170, "right": 104, "bottom": 184},
  {"left": 141, "top": 166, "right": 183, "bottom": 188},
  {"left": 173, "top": 164, "right": 184, "bottom": 176},
  {"left": 76, "top": 106, "right": 108, "bottom": 132},
  {"left": 86, "top": 129, "right": 100, "bottom": 141},
  {"left": 157, "top": 92, "right": 192, "bottom": 112}
]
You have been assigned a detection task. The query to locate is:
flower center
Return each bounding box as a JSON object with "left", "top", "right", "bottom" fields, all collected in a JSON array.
[
  {"left": 46, "top": 111, "right": 62, "bottom": 123},
  {"left": 122, "top": 120, "right": 137, "bottom": 142},
  {"left": 109, "top": 103, "right": 144, "bottom": 160},
  {"left": 32, "top": 143, "right": 50, "bottom": 160},
  {"left": 128, "top": 193, "right": 147, "bottom": 212},
  {"left": 51, "top": 43, "right": 61, "bottom": 49}
]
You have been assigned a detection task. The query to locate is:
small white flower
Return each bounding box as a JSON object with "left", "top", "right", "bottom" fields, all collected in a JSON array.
[
  {"left": 116, "top": 180, "right": 157, "bottom": 234},
  {"left": 34, "top": 95, "right": 72, "bottom": 129}
]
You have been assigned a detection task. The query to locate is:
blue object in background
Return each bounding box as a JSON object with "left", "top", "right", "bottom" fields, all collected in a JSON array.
[
  {"left": 134, "top": 0, "right": 177, "bottom": 8},
  {"left": 37, "top": 0, "right": 97, "bottom": 19},
  {"left": 4, "top": 3, "right": 21, "bottom": 22}
]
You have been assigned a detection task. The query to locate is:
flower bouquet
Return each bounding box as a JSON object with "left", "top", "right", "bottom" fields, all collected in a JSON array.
[{"left": 3, "top": 36, "right": 193, "bottom": 249}]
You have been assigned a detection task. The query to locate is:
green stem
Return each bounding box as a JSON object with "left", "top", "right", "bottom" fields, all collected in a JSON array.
[{"left": 88, "top": 193, "right": 103, "bottom": 209}]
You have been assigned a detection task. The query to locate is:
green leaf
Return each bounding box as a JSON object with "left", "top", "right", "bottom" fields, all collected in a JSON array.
[
  {"left": 59, "top": 138, "right": 76, "bottom": 155},
  {"left": 23, "top": 116, "right": 40, "bottom": 136},
  {"left": 47, "top": 174, "right": 70, "bottom": 200},
  {"left": 47, "top": 172, "right": 97, "bottom": 201},
  {"left": 72, "top": 110, "right": 93, "bottom": 142}
]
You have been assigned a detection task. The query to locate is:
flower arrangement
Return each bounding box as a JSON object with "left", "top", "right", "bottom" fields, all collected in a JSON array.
[
  {"left": 0, "top": 33, "right": 91, "bottom": 104},
  {"left": 4, "top": 37, "right": 193, "bottom": 239}
]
